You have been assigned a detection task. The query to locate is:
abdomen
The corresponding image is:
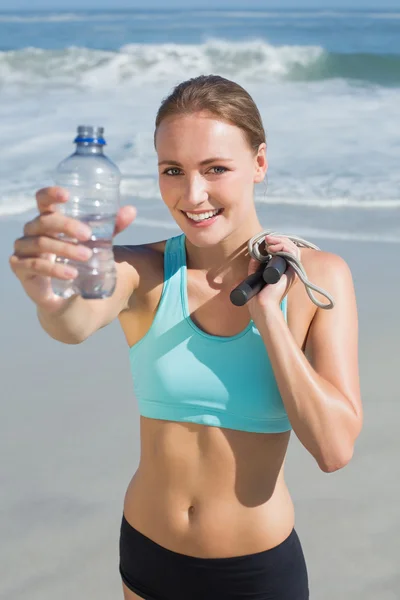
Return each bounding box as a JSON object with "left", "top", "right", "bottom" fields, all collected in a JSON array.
[{"left": 122, "top": 417, "right": 295, "bottom": 558}]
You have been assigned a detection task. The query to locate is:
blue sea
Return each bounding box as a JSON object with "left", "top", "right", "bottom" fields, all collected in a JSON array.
[{"left": 0, "top": 8, "right": 399, "bottom": 242}]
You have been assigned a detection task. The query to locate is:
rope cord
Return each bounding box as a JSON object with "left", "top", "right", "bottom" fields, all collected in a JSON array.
[{"left": 248, "top": 230, "right": 335, "bottom": 310}]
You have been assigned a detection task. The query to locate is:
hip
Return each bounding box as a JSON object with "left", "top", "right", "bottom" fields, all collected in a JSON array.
[{"left": 119, "top": 513, "right": 309, "bottom": 600}]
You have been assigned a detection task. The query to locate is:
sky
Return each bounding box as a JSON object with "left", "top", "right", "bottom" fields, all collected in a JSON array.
[{"left": 0, "top": 0, "right": 399, "bottom": 10}]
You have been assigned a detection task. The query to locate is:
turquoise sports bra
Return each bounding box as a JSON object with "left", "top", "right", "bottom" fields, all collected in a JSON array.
[{"left": 129, "top": 233, "right": 292, "bottom": 434}]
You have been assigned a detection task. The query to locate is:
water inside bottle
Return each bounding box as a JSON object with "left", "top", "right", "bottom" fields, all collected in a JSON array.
[{"left": 53, "top": 213, "right": 117, "bottom": 299}]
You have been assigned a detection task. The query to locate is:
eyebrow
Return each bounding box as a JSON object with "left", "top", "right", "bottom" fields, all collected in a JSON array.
[{"left": 158, "top": 157, "right": 234, "bottom": 167}]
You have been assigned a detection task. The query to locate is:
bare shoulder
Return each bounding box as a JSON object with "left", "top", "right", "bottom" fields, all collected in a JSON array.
[
  {"left": 300, "top": 247, "right": 355, "bottom": 304},
  {"left": 301, "top": 246, "right": 353, "bottom": 277},
  {"left": 287, "top": 247, "right": 356, "bottom": 351}
]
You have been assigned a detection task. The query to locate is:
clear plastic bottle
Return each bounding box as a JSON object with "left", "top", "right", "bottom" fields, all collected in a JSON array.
[{"left": 51, "top": 125, "right": 121, "bottom": 299}]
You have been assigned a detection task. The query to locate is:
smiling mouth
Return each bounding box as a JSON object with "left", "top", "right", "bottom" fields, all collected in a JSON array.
[{"left": 180, "top": 209, "right": 224, "bottom": 222}]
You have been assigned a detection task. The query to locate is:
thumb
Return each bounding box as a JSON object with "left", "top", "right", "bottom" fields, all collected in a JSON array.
[
  {"left": 247, "top": 256, "right": 263, "bottom": 278},
  {"left": 114, "top": 205, "right": 137, "bottom": 236}
]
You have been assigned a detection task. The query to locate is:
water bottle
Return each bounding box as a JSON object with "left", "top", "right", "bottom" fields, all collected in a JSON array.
[{"left": 51, "top": 125, "right": 121, "bottom": 299}]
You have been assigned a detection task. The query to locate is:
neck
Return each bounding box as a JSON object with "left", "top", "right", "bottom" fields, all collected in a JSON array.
[
  {"left": 75, "top": 144, "right": 104, "bottom": 155},
  {"left": 184, "top": 212, "right": 265, "bottom": 291}
]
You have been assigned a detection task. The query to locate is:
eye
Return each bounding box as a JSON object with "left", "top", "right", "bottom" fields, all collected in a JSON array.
[
  {"left": 162, "top": 167, "right": 182, "bottom": 176},
  {"left": 161, "top": 166, "right": 228, "bottom": 176},
  {"left": 209, "top": 166, "right": 228, "bottom": 174}
]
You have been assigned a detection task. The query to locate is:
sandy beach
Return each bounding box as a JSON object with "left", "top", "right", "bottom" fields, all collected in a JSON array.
[{"left": 1, "top": 212, "right": 399, "bottom": 600}]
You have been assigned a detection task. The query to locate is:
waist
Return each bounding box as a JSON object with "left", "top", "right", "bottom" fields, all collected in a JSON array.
[{"left": 123, "top": 416, "right": 295, "bottom": 558}]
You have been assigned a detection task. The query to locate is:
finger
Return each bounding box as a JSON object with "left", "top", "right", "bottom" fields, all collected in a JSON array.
[
  {"left": 266, "top": 241, "right": 285, "bottom": 248},
  {"left": 265, "top": 234, "right": 284, "bottom": 244},
  {"left": 266, "top": 236, "right": 292, "bottom": 247},
  {"left": 9, "top": 254, "right": 78, "bottom": 281},
  {"left": 35, "top": 186, "right": 69, "bottom": 214},
  {"left": 13, "top": 235, "right": 92, "bottom": 262},
  {"left": 23, "top": 212, "right": 92, "bottom": 241},
  {"left": 114, "top": 205, "right": 137, "bottom": 236},
  {"left": 265, "top": 235, "right": 294, "bottom": 247},
  {"left": 266, "top": 242, "right": 286, "bottom": 253},
  {"left": 247, "top": 256, "right": 263, "bottom": 277},
  {"left": 266, "top": 238, "right": 300, "bottom": 259}
]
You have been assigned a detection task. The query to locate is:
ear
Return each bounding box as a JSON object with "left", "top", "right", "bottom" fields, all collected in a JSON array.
[{"left": 254, "top": 143, "right": 268, "bottom": 184}]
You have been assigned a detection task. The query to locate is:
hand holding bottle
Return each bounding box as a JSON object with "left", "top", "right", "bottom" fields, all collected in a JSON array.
[{"left": 9, "top": 186, "right": 136, "bottom": 314}]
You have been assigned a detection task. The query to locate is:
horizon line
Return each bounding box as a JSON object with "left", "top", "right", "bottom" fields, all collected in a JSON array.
[{"left": 0, "top": 6, "right": 399, "bottom": 12}]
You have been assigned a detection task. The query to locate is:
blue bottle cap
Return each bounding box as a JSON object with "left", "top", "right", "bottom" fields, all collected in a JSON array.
[{"left": 74, "top": 125, "right": 106, "bottom": 145}]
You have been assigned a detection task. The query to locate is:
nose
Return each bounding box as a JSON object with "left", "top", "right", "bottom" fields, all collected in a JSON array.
[{"left": 182, "top": 173, "right": 208, "bottom": 207}]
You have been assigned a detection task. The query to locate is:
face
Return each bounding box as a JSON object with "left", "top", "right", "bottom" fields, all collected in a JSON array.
[{"left": 155, "top": 111, "right": 267, "bottom": 246}]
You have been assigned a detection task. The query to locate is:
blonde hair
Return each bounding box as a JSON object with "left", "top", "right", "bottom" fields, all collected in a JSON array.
[{"left": 154, "top": 75, "right": 266, "bottom": 154}]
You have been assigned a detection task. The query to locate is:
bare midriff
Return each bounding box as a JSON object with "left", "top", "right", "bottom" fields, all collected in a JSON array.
[{"left": 122, "top": 416, "right": 295, "bottom": 558}]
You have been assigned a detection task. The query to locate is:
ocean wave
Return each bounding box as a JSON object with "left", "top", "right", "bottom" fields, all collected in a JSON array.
[
  {"left": 1, "top": 41, "right": 399, "bottom": 90},
  {"left": 0, "top": 193, "right": 36, "bottom": 217}
]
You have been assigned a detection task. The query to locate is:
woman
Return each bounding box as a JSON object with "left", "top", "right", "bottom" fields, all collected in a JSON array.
[{"left": 9, "top": 75, "right": 362, "bottom": 599}]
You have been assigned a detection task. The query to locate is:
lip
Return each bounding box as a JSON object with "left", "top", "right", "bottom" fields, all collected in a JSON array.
[
  {"left": 181, "top": 209, "right": 223, "bottom": 228},
  {"left": 181, "top": 209, "right": 222, "bottom": 214}
]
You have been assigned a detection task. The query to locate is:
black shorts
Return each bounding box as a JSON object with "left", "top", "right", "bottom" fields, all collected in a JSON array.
[{"left": 119, "top": 514, "right": 309, "bottom": 599}]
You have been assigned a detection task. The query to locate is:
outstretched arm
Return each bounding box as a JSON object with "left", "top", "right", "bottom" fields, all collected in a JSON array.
[{"left": 10, "top": 186, "right": 138, "bottom": 345}]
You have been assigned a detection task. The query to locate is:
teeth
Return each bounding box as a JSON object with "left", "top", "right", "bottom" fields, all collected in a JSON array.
[{"left": 185, "top": 209, "right": 220, "bottom": 222}]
